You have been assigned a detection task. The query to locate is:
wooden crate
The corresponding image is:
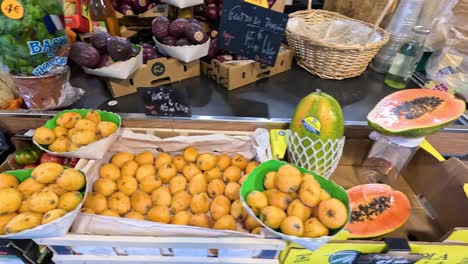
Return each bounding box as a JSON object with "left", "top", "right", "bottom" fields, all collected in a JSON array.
[
  {"left": 108, "top": 57, "right": 200, "bottom": 98},
  {"left": 36, "top": 235, "right": 286, "bottom": 264},
  {"left": 201, "top": 48, "right": 294, "bottom": 90},
  {"left": 34, "top": 127, "right": 284, "bottom": 264}
]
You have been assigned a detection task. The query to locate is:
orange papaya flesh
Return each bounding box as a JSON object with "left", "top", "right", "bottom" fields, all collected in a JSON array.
[
  {"left": 346, "top": 184, "right": 411, "bottom": 239},
  {"left": 367, "top": 89, "right": 465, "bottom": 137}
]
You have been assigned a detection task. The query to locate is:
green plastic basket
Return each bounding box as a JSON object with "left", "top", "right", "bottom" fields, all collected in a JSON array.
[
  {"left": 43, "top": 109, "right": 121, "bottom": 130},
  {"left": 4, "top": 167, "right": 87, "bottom": 194},
  {"left": 0, "top": 167, "right": 87, "bottom": 239},
  {"left": 4, "top": 168, "right": 35, "bottom": 182},
  {"left": 240, "top": 160, "right": 350, "bottom": 251},
  {"left": 33, "top": 109, "right": 121, "bottom": 159}
]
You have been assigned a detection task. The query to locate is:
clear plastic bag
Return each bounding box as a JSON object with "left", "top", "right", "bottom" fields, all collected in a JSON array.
[
  {"left": 0, "top": 0, "right": 84, "bottom": 109},
  {"left": 0, "top": 71, "right": 18, "bottom": 108},
  {"left": 425, "top": 41, "right": 468, "bottom": 102},
  {"left": 286, "top": 18, "right": 383, "bottom": 46},
  {"left": 0, "top": 0, "right": 69, "bottom": 76},
  {"left": 13, "top": 66, "right": 84, "bottom": 110},
  {"left": 424, "top": 0, "right": 468, "bottom": 51}
]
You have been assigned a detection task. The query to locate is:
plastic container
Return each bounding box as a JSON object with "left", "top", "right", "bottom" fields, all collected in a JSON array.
[
  {"left": 0, "top": 168, "right": 87, "bottom": 239},
  {"left": 356, "top": 132, "right": 422, "bottom": 186},
  {"left": 240, "top": 160, "right": 350, "bottom": 251},
  {"left": 33, "top": 109, "right": 121, "bottom": 159},
  {"left": 384, "top": 26, "right": 430, "bottom": 89},
  {"left": 369, "top": 0, "right": 425, "bottom": 73}
]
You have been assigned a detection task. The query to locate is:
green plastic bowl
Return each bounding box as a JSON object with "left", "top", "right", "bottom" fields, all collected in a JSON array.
[
  {"left": 4, "top": 167, "right": 87, "bottom": 196},
  {"left": 33, "top": 109, "right": 121, "bottom": 159},
  {"left": 240, "top": 160, "right": 350, "bottom": 251},
  {"left": 43, "top": 109, "right": 121, "bottom": 130},
  {"left": 0, "top": 167, "right": 87, "bottom": 239}
]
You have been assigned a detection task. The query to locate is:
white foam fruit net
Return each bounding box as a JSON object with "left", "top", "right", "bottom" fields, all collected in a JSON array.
[{"left": 287, "top": 130, "right": 345, "bottom": 179}]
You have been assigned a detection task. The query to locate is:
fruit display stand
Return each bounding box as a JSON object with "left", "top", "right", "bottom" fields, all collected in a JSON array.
[
  {"left": 16, "top": 124, "right": 466, "bottom": 263},
  {"left": 278, "top": 138, "right": 468, "bottom": 263},
  {"left": 0, "top": 109, "right": 467, "bottom": 258},
  {"left": 35, "top": 235, "right": 285, "bottom": 263},
  {"left": 34, "top": 127, "right": 287, "bottom": 264}
]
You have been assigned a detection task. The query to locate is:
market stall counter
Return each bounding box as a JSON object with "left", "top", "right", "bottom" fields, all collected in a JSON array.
[
  {"left": 1, "top": 64, "right": 467, "bottom": 156},
  {"left": 67, "top": 64, "right": 395, "bottom": 122}
]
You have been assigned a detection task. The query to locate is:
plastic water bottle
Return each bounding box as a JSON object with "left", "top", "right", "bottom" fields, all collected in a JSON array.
[
  {"left": 384, "top": 26, "right": 430, "bottom": 89},
  {"left": 370, "top": 0, "right": 425, "bottom": 73}
]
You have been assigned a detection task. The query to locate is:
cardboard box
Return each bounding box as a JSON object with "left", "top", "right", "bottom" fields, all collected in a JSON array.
[
  {"left": 201, "top": 48, "right": 293, "bottom": 90},
  {"left": 271, "top": 0, "right": 286, "bottom": 13},
  {"left": 280, "top": 234, "right": 468, "bottom": 264},
  {"left": 64, "top": 0, "right": 90, "bottom": 33},
  {"left": 107, "top": 57, "right": 200, "bottom": 98},
  {"left": 279, "top": 138, "right": 468, "bottom": 263}
]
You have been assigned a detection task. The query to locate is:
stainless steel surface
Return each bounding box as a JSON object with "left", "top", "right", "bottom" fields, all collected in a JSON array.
[
  {"left": 65, "top": 64, "right": 398, "bottom": 121},
  {"left": 1, "top": 109, "right": 467, "bottom": 133}
]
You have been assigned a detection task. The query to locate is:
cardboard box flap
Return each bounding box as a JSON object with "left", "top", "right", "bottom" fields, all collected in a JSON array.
[
  {"left": 331, "top": 142, "right": 468, "bottom": 242},
  {"left": 403, "top": 153, "right": 468, "bottom": 234}
]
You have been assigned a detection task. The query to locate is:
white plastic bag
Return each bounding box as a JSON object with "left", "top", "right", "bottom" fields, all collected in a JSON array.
[
  {"left": 286, "top": 17, "right": 382, "bottom": 46},
  {"left": 160, "top": 0, "right": 203, "bottom": 8},
  {"left": 13, "top": 66, "right": 84, "bottom": 110},
  {"left": 0, "top": 71, "right": 17, "bottom": 108},
  {"left": 425, "top": 41, "right": 468, "bottom": 102},
  {"left": 424, "top": 0, "right": 468, "bottom": 51}
]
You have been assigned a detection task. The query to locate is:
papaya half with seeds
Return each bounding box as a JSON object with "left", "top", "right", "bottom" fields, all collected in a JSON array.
[{"left": 346, "top": 184, "right": 410, "bottom": 238}]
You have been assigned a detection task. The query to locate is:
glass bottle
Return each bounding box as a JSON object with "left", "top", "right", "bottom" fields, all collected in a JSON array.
[
  {"left": 356, "top": 133, "right": 422, "bottom": 186},
  {"left": 384, "top": 26, "right": 430, "bottom": 89},
  {"left": 89, "top": 0, "right": 121, "bottom": 36}
]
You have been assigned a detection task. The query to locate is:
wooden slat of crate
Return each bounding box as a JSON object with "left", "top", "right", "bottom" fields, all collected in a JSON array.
[
  {"left": 126, "top": 127, "right": 253, "bottom": 138},
  {"left": 36, "top": 235, "right": 285, "bottom": 250},
  {"left": 36, "top": 235, "right": 285, "bottom": 264},
  {"left": 52, "top": 255, "right": 278, "bottom": 264}
]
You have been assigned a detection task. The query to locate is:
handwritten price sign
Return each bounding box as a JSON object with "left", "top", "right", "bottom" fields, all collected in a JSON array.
[
  {"left": 138, "top": 86, "right": 191, "bottom": 117},
  {"left": 1, "top": 0, "right": 25, "bottom": 20},
  {"left": 217, "top": 0, "right": 288, "bottom": 66}
]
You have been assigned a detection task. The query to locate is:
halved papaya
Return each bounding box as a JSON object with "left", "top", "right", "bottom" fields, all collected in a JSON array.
[
  {"left": 367, "top": 89, "right": 465, "bottom": 137},
  {"left": 346, "top": 184, "right": 410, "bottom": 238}
]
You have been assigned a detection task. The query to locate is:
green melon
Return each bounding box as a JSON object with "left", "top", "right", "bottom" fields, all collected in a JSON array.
[
  {"left": 290, "top": 91, "right": 344, "bottom": 140},
  {"left": 367, "top": 89, "right": 466, "bottom": 137}
]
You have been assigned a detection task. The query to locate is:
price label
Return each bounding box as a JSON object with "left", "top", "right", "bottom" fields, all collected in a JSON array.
[
  {"left": 217, "top": 0, "right": 288, "bottom": 66},
  {"left": 1, "top": 0, "right": 24, "bottom": 20},
  {"left": 244, "top": 0, "right": 268, "bottom": 8}
]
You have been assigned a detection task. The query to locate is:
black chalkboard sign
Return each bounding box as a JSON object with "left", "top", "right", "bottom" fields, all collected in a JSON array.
[
  {"left": 137, "top": 86, "right": 191, "bottom": 117},
  {"left": 217, "top": 0, "right": 288, "bottom": 66}
]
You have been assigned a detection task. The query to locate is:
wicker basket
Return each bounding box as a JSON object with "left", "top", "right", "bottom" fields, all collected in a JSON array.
[{"left": 286, "top": 2, "right": 390, "bottom": 80}]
